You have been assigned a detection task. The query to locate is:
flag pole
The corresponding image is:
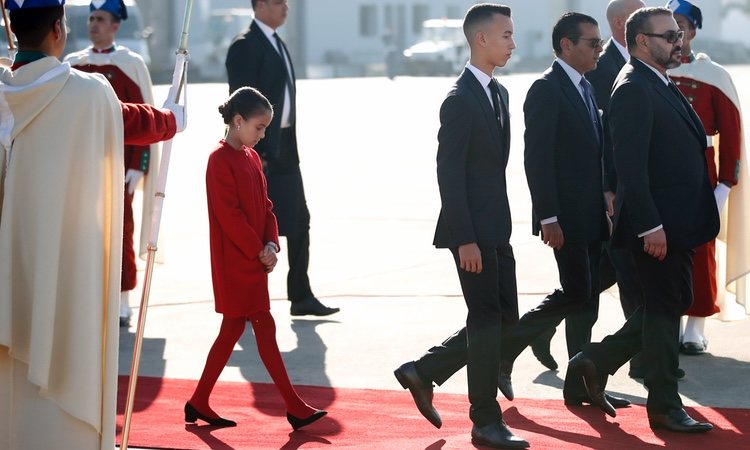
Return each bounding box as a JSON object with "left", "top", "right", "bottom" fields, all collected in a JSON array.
[
  {"left": 120, "top": 1, "right": 194, "bottom": 448},
  {"left": 1, "top": 0, "right": 17, "bottom": 60}
]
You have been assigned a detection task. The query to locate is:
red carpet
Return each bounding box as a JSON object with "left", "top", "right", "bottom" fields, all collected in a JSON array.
[{"left": 116, "top": 376, "right": 748, "bottom": 449}]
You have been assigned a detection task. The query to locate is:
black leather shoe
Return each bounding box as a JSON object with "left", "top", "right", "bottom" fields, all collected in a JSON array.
[
  {"left": 471, "top": 421, "right": 529, "bottom": 449},
  {"left": 394, "top": 362, "right": 442, "bottom": 428},
  {"left": 287, "top": 409, "right": 327, "bottom": 430},
  {"left": 290, "top": 297, "right": 340, "bottom": 316},
  {"left": 680, "top": 340, "right": 707, "bottom": 355},
  {"left": 530, "top": 327, "right": 558, "bottom": 371},
  {"left": 564, "top": 393, "right": 631, "bottom": 409},
  {"left": 648, "top": 408, "right": 713, "bottom": 433},
  {"left": 567, "top": 353, "right": 615, "bottom": 417},
  {"left": 497, "top": 361, "right": 514, "bottom": 401},
  {"left": 119, "top": 316, "right": 131, "bottom": 327},
  {"left": 184, "top": 402, "right": 237, "bottom": 427}
]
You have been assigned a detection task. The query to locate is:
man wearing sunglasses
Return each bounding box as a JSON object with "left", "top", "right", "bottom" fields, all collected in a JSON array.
[
  {"left": 567, "top": 7, "right": 717, "bottom": 433},
  {"left": 498, "top": 12, "right": 631, "bottom": 413},
  {"left": 665, "top": 0, "right": 747, "bottom": 355}
]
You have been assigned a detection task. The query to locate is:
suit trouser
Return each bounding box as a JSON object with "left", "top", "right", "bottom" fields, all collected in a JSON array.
[
  {"left": 599, "top": 240, "right": 643, "bottom": 317},
  {"left": 581, "top": 239, "right": 693, "bottom": 414},
  {"left": 286, "top": 231, "right": 314, "bottom": 302},
  {"left": 502, "top": 241, "right": 602, "bottom": 397},
  {"left": 414, "top": 244, "right": 519, "bottom": 426}
]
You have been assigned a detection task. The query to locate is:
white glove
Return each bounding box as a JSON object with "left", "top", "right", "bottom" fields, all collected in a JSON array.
[
  {"left": 714, "top": 183, "right": 731, "bottom": 213},
  {"left": 162, "top": 100, "right": 186, "bottom": 133},
  {"left": 124, "top": 169, "right": 144, "bottom": 195}
]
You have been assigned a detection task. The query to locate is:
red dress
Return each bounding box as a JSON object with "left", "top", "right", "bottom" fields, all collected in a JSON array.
[{"left": 206, "top": 140, "right": 280, "bottom": 317}]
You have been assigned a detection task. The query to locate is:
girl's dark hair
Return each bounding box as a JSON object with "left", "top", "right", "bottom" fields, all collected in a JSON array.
[{"left": 218, "top": 87, "right": 273, "bottom": 125}]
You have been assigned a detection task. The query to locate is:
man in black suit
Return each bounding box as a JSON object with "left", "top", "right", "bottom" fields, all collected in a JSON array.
[
  {"left": 531, "top": 0, "right": 651, "bottom": 378},
  {"left": 393, "top": 5, "right": 528, "bottom": 449},
  {"left": 225, "top": 0, "right": 338, "bottom": 317},
  {"left": 568, "top": 7, "right": 717, "bottom": 432},
  {"left": 498, "top": 12, "right": 629, "bottom": 412}
]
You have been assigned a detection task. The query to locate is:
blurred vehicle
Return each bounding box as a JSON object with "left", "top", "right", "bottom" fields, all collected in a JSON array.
[
  {"left": 63, "top": 0, "right": 151, "bottom": 66},
  {"left": 0, "top": 16, "right": 14, "bottom": 59},
  {"left": 402, "top": 19, "right": 467, "bottom": 76},
  {"left": 191, "top": 8, "right": 254, "bottom": 81}
]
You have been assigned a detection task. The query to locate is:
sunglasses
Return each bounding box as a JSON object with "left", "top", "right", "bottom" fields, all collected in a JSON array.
[
  {"left": 643, "top": 30, "right": 684, "bottom": 44},
  {"left": 578, "top": 38, "right": 605, "bottom": 48}
]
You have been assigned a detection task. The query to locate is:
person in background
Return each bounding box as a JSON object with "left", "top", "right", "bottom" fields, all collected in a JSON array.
[
  {"left": 0, "top": 1, "right": 182, "bottom": 448},
  {"left": 665, "top": 0, "right": 746, "bottom": 355},
  {"left": 65, "top": 0, "right": 159, "bottom": 328},
  {"left": 186, "top": 87, "right": 326, "bottom": 431},
  {"left": 226, "top": 0, "right": 339, "bottom": 317}
]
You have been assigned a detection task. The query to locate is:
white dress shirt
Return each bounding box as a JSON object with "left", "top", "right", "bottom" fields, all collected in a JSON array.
[{"left": 255, "top": 19, "right": 293, "bottom": 128}]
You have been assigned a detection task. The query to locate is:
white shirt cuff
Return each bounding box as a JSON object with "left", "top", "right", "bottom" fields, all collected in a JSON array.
[
  {"left": 638, "top": 224, "right": 663, "bottom": 238},
  {"left": 540, "top": 216, "right": 558, "bottom": 225}
]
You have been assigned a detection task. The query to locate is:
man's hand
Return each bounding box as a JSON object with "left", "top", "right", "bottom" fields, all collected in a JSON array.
[
  {"left": 259, "top": 243, "right": 278, "bottom": 273},
  {"left": 124, "top": 169, "right": 144, "bottom": 195},
  {"left": 604, "top": 191, "right": 615, "bottom": 217},
  {"left": 643, "top": 229, "right": 667, "bottom": 261},
  {"left": 162, "top": 100, "right": 186, "bottom": 133},
  {"left": 541, "top": 222, "right": 564, "bottom": 250},
  {"left": 458, "top": 243, "right": 482, "bottom": 273}
]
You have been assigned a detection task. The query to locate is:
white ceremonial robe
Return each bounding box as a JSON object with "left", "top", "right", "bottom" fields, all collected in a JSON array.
[{"left": 0, "top": 56, "right": 124, "bottom": 450}]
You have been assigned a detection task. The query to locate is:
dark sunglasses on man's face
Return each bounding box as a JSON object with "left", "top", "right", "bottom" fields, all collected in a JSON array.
[
  {"left": 578, "top": 38, "right": 605, "bottom": 49},
  {"left": 642, "top": 30, "right": 684, "bottom": 44}
]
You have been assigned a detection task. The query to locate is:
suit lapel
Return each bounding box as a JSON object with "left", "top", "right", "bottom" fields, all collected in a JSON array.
[
  {"left": 250, "top": 21, "right": 289, "bottom": 79},
  {"left": 462, "top": 70, "right": 503, "bottom": 144},
  {"left": 632, "top": 59, "right": 704, "bottom": 141},
  {"left": 552, "top": 62, "right": 599, "bottom": 146}
]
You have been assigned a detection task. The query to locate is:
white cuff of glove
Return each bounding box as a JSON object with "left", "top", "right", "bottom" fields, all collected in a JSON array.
[
  {"left": 163, "top": 100, "right": 186, "bottom": 133},
  {"left": 124, "top": 169, "right": 144, "bottom": 195},
  {"left": 714, "top": 183, "right": 731, "bottom": 212}
]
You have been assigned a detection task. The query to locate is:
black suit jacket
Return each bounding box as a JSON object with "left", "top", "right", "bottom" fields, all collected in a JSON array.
[
  {"left": 226, "top": 21, "right": 296, "bottom": 162},
  {"left": 523, "top": 61, "right": 607, "bottom": 244},
  {"left": 609, "top": 58, "right": 719, "bottom": 250},
  {"left": 586, "top": 38, "right": 627, "bottom": 192},
  {"left": 433, "top": 69, "right": 512, "bottom": 248}
]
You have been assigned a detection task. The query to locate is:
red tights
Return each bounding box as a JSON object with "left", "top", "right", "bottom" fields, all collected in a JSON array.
[{"left": 189, "top": 311, "right": 315, "bottom": 419}]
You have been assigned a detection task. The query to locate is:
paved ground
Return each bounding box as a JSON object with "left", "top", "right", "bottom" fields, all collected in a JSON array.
[{"left": 120, "top": 69, "right": 750, "bottom": 448}]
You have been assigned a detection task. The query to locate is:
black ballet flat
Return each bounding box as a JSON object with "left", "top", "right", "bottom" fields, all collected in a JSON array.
[
  {"left": 287, "top": 410, "right": 327, "bottom": 430},
  {"left": 184, "top": 402, "right": 237, "bottom": 427}
]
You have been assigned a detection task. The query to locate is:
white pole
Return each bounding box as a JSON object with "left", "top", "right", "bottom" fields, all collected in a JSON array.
[{"left": 120, "top": 1, "right": 194, "bottom": 448}]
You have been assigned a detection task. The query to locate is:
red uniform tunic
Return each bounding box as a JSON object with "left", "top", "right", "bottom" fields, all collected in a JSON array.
[
  {"left": 206, "top": 140, "right": 280, "bottom": 317},
  {"left": 71, "top": 55, "right": 151, "bottom": 291},
  {"left": 672, "top": 54, "right": 742, "bottom": 317}
]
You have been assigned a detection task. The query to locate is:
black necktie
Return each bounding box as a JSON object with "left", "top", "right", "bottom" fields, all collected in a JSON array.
[
  {"left": 579, "top": 77, "right": 601, "bottom": 144},
  {"left": 488, "top": 79, "right": 504, "bottom": 130},
  {"left": 273, "top": 32, "right": 296, "bottom": 125},
  {"left": 668, "top": 81, "right": 690, "bottom": 113}
]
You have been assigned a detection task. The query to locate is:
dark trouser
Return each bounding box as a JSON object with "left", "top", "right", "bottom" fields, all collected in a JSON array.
[
  {"left": 582, "top": 237, "right": 693, "bottom": 414},
  {"left": 414, "top": 244, "right": 519, "bottom": 426},
  {"left": 266, "top": 128, "right": 313, "bottom": 303},
  {"left": 503, "top": 241, "right": 602, "bottom": 398},
  {"left": 286, "top": 231, "right": 314, "bottom": 302}
]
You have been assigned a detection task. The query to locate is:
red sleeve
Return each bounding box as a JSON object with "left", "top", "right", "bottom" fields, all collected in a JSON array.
[
  {"left": 206, "top": 154, "right": 265, "bottom": 259},
  {"left": 251, "top": 150, "right": 280, "bottom": 249},
  {"left": 712, "top": 86, "right": 742, "bottom": 186},
  {"left": 120, "top": 101, "right": 177, "bottom": 146}
]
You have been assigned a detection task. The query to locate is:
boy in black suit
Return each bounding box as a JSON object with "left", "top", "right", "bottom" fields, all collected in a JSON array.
[{"left": 393, "top": 4, "right": 528, "bottom": 449}]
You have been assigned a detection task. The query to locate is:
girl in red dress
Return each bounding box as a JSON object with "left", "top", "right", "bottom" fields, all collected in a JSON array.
[{"left": 185, "top": 87, "right": 326, "bottom": 429}]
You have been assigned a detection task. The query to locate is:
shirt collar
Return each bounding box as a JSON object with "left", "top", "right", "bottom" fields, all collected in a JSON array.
[
  {"left": 634, "top": 57, "right": 670, "bottom": 85},
  {"left": 612, "top": 38, "right": 629, "bottom": 62},
  {"left": 254, "top": 18, "right": 277, "bottom": 41},
  {"left": 556, "top": 57, "right": 584, "bottom": 88},
  {"left": 465, "top": 63, "right": 492, "bottom": 90}
]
